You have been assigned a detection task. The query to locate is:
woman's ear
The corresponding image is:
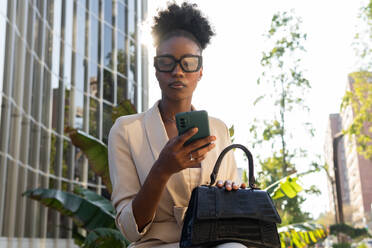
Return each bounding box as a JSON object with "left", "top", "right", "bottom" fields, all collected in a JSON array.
[{"left": 198, "top": 67, "right": 203, "bottom": 81}]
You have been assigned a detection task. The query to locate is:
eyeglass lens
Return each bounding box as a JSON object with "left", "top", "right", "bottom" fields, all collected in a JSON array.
[{"left": 155, "top": 56, "right": 200, "bottom": 72}]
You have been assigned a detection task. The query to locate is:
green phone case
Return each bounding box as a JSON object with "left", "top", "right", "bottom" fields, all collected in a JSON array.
[{"left": 175, "top": 110, "right": 210, "bottom": 146}]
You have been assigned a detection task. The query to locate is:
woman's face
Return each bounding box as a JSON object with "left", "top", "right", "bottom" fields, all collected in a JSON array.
[{"left": 155, "top": 36, "right": 203, "bottom": 101}]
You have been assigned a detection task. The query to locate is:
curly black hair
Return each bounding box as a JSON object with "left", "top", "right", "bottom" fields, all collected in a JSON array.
[{"left": 151, "top": 2, "right": 215, "bottom": 50}]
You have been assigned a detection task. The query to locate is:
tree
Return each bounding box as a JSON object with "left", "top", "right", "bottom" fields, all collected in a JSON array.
[
  {"left": 249, "top": 10, "right": 320, "bottom": 225},
  {"left": 341, "top": 0, "right": 372, "bottom": 161}
]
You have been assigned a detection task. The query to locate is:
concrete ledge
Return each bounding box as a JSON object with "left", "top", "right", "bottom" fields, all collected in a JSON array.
[{"left": 0, "top": 237, "right": 79, "bottom": 248}]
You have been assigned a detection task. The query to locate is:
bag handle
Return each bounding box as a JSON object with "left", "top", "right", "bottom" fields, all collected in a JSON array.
[{"left": 209, "top": 144, "right": 256, "bottom": 189}]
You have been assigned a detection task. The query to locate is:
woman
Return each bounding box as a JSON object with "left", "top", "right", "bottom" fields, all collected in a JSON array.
[{"left": 108, "top": 2, "right": 246, "bottom": 247}]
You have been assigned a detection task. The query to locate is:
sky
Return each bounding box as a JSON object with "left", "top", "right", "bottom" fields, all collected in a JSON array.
[{"left": 141, "top": 0, "right": 365, "bottom": 219}]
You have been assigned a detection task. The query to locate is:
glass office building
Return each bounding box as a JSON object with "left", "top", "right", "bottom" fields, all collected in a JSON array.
[{"left": 0, "top": 0, "right": 148, "bottom": 245}]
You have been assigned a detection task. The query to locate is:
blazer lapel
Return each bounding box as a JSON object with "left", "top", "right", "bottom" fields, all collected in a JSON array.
[{"left": 143, "top": 100, "right": 169, "bottom": 161}]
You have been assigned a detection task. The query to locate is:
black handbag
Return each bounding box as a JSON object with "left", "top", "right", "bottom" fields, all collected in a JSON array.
[{"left": 180, "top": 144, "right": 282, "bottom": 248}]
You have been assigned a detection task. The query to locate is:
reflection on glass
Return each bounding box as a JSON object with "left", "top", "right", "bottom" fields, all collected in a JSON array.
[
  {"left": 62, "top": 139, "right": 71, "bottom": 185},
  {"left": 129, "top": 52, "right": 136, "bottom": 81},
  {"left": 41, "top": 69, "right": 51, "bottom": 126},
  {"left": 117, "top": 32, "right": 125, "bottom": 51},
  {"left": 47, "top": 133, "right": 57, "bottom": 187},
  {"left": 102, "top": 103, "right": 113, "bottom": 144},
  {"left": 26, "top": 4, "right": 34, "bottom": 47},
  {"left": 117, "top": 75, "right": 127, "bottom": 103},
  {"left": 39, "top": 129, "right": 48, "bottom": 172},
  {"left": 64, "top": 87, "right": 71, "bottom": 131},
  {"left": 63, "top": 43, "right": 72, "bottom": 86},
  {"left": 30, "top": 59, "right": 41, "bottom": 119},
  {"left": 51, "top": 77, "right": 60, "bottom": 130},
  {"left": 48, "top": 134, "right": 60, "bottom": 189},
  {"left": 103, "top": 68, "right": 114, "bottom": 102},
  {"left": 74, "top": 147, "right": 85, "bottom": 182},
  {"left": 46, "top": 1, "right": 54, "bottom": 26},
  {"left": 90, "top": 0, "right": 99, "bottom": 17},
  {"left": 76, "top": 4, "right": 86, "bottom": 55},
  {"left": 117, "top": 2, "right": 126, "bottom": 34},
  {"left": 74, "top": 52, "right": 85, "bottom": 92},
  {"left": 128, "top": 0, "right": 136, "bottom": 36},
  {"left": 128, "top": 80, "right": 136, "bottom": 103},
  {"left": 104, "top": 0, "right": 113, "bottom": 25},
  {"left": 89, "top": 97, "right": 100, "bottom": 138},
  {"left": 74, "top": 89, "right": 84, "bottom": 130},
  {"left": 89, "top": 14, "right": 99, "bottom": 63},
  {"left": 34, "top": 15, "right": 42, "bottom": 58},
  {"left": 117, "top": 33, "right": 127, "bottom": 76},
  {"left": 49, "top": 132, "right": 57, "bottom": 176},
  {"left": 89, "top": 62, "right": 99, "bottom": 97},
  {"left": 103, "top": 24, "right": 113, "bottom": 68}
]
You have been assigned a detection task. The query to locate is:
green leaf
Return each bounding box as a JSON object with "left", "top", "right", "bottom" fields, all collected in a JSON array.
[
  {"left": 82, "top": 228, "right": 130, "bottom": 248},
  {"left": 271, "top": 176, "right": 303, "bottom": 199},
  {"left": 112, "top": 100, "right": 137, "bottom": 123},
  {"left": 23, "top": 188, "right": 116, "bottom": 231},
  {"left": 74, "top": 186, "right": 116, "bottom": 215},
  {"left": 253, "top": 95, "right": 265, "bottom": 105},
  {"left": 279, "top": 223, "right": 328, "bottom": 247},
  {"left": 65, "top": 127, "right": 112, "bottom": 193},
  {"left": 229, "top": 125, "right": 234, "bottom": 138}
]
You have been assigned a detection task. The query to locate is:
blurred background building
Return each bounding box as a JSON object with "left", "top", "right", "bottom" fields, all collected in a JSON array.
[
  {"left": 0, "top": 0, "right": 148, "bottom": 246},
  {"left": 324, "top": 74, "right": 372, "bottom": 229}
]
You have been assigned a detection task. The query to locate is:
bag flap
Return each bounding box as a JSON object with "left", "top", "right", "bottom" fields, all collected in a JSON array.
[{"left": 195, "top": 186, "right": 281, "bottom": 223}]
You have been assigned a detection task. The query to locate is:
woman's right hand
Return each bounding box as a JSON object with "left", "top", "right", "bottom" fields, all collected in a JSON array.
[{"left": 155, "top": 127, "right": 216, "bottom": 176}]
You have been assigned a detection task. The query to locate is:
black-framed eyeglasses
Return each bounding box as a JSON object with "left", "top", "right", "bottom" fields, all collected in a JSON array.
[{"left": 154, "top": 54, "right": 203, "bottom": 72}]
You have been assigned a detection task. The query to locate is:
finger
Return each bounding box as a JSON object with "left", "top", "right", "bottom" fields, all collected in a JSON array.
[
  {"left": 224, "top": 180, "right": 232, "bottom": 191},
  {"left": 232, "top": 182, "right": 239, "bottom": 191},
  {"left": 185, "top": 135, "right": 216, "bottom": 153},
  {"left": 240, "top": 183, "right": 247, "bottom": 189},
  {"left": 216, "top": 180, "right": 224, "bottom": 188},
  {"left": 187, "top": 154, "right": 206, "bottom": 166},
  {"left": 175, "top": 127, "right": 199, "bottom": 147},
  {"left": 189, "top": 142, "right": 215, "bottom": 159}
]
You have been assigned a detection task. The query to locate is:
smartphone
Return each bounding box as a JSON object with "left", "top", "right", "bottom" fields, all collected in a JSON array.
[{"left": 175, "top": 110, "right": 210, "bottom": 146}]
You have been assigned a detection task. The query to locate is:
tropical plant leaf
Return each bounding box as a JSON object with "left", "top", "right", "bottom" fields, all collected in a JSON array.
[
  {"left": 72, "top": 225, "right": 87, "bottom": 246},
  {"left": 271, "top": 176, "right": 303, "bottom": 199},
  {"left": 23, "top": 188, "right": 116, "bottom": 231},
  {"left": 65, "top": 127, "right": 112, "bottom": 193},
  {"left": 278, "top": 223, "right": 327, "bottom": 248},
  {"left": 112, "top": 99, "right": 137, "bottom": 123},
  {"left": 74, "top": 186, "right": 115, "bottom": 215},
  {"left": 82, "top": 228, "right": 130, "bottom": 248}
]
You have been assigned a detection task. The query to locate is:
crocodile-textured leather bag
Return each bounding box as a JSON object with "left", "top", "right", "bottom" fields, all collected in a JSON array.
[{"left": 180, "top": 144, "right": 282, "bottom": 248}]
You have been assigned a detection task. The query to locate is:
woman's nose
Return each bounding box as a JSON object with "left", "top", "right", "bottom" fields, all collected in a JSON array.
[{"left": 171, "top": 63, "right": 185, "bottom": 77}]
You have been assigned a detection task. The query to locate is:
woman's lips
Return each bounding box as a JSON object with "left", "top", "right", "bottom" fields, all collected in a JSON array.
[{"left": 168, "top": 81, "right": 186, "bottom": 89}]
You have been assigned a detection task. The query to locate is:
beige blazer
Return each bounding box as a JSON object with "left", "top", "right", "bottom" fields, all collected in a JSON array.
[{"left": 108, "top": 101, "right": 238, "bottom": 247}]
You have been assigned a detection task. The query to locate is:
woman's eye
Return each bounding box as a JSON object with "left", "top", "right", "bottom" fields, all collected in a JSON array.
[{"left": 159, "top": 60, "right": 173, "bottom": 66}]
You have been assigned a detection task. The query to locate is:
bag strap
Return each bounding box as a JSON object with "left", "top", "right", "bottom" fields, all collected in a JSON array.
[{"left": 209, "top": 144, "right": 256, "bottom": 189}]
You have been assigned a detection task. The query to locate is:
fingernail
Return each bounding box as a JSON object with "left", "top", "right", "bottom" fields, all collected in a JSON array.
[{"left": 226, "top": 185, "right": 232, "bottom": 191}]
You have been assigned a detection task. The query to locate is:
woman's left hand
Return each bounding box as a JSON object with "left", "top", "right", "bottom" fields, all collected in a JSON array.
[{"left": 216, "top": 180, "right": 247, "bottom": 191}]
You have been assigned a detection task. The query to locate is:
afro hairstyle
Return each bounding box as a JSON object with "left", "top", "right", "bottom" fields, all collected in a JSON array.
[{"left": 151, "top": 2, "right": 215, "bottom": 50}]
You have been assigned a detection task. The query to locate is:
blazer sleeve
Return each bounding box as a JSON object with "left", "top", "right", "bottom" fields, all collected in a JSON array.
[{"left": 108, "top": 118, "right": 154, "bottom": 242}]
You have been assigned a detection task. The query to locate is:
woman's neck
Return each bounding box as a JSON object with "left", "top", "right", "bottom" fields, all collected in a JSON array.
[{"left": 158, "top": 98, "right": 192, "bottom": 120}]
